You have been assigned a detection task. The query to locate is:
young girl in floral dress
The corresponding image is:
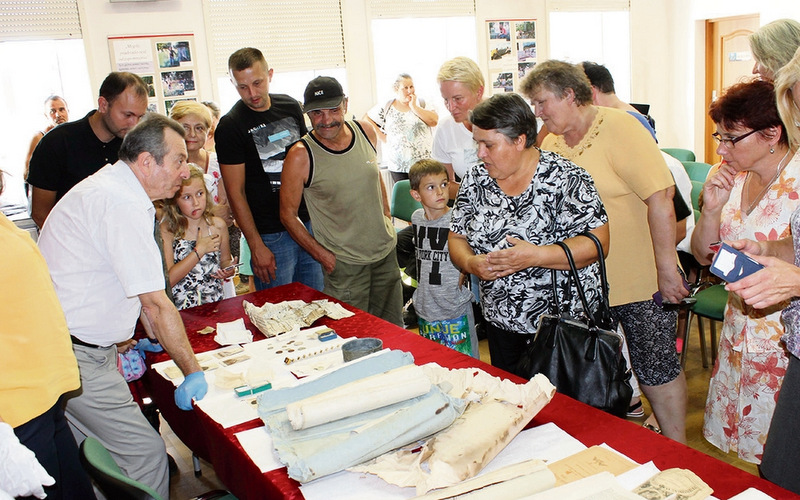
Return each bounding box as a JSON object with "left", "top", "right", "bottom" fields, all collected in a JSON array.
[{"left": 161, "top": 165, "right": 236, "bottom": 310}]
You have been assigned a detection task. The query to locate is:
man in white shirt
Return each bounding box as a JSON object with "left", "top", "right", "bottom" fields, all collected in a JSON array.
[{"left": 38, "top": 114, "right": 207, "bottom": 499}]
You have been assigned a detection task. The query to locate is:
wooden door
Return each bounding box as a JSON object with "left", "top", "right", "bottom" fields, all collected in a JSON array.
[{"left": 704, "top": 15, "right": 760, "bottom": 164}]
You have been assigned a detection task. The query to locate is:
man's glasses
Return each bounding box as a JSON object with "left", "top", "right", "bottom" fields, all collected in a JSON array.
[{"left": 711, "top": 128, "right": 762, "bottom": 148}]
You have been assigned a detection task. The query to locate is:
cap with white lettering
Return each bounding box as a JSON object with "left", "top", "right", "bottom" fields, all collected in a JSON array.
[{"left": 303, "top": 76, "right": 345, "bottom": 113}]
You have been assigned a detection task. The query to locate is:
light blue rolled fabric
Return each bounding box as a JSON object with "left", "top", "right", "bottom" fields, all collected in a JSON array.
[
  {"left": 266, "top": 385, "right": 464, "bottom": 482},
  {"left": 257, "top": 349, "right": 414, "bottom": 418},
  {"left": 257, "top": 349, "right": 466, "bottom": 483}
]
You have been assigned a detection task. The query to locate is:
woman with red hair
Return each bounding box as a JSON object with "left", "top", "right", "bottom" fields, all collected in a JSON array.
[{"left": 691, "top": 79, "right": 799, "bottom": 463}]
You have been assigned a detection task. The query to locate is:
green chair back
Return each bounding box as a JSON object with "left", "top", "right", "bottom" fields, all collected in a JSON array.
[
  {"left": 391, "top": 179, "right": 422, "bottom": 223},
  {"left": 682, "top": 161, "right": 713, "bottom": 183},
  {"left": 79, "top": 437, "right": 164, "bottom": 500},
  {"left": 661, "top": 148, "right": 696, "bottom": 162},
  {"left": 692, "top": 284, "right": 727, "bottom": 320},
  {"left": 690, "top": 180, "right": 703, "bottom": 222}
]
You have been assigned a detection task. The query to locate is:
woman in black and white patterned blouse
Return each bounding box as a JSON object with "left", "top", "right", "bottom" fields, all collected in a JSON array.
[{"left": 449, "top": 93, "right": 609, "bottom": 376}]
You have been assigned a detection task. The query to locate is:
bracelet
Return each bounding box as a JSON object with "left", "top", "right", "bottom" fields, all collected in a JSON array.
[{"left": 193, "top": 249, "right": 201, "bottom": 261}]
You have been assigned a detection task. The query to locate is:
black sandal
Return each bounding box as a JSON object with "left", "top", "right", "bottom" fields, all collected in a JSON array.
[{"left": 627, "top": 400, "right": 645, "bottom": 418}]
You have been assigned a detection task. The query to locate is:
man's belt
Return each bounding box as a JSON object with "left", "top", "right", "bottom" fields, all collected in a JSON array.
[{"left": 70, "top": 335, "right": 106, "bottom": 349}]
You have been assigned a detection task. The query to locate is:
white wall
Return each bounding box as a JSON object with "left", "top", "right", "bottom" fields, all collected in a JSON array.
[
  {"left": 78, "top": 0, "right": 214, "bottom": 103},
  {"left": 73, "top": 0, "right": 798, "bottom": 156}
]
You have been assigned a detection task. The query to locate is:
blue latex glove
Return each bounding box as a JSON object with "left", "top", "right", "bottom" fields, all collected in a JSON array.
[
  {"left": 174, "top": 371, "right": 208, "bottom": 410},
  {"left": 134, "top": 338, "right": 164, "bottom": 356}
]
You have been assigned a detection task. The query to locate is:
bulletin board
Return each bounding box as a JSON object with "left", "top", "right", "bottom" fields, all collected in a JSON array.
[
  {"left": 486, "top": 20, "right": 537, "bottom": 96},
  {"left": 108, "top": 34, "right": 199, "bottom": 115}
]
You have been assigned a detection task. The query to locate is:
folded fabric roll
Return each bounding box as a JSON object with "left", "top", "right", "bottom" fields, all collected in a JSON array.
[
  {"left": 286, "top": 364, "right": 431, "bottom": 430},
  {"left": 351, "top": 368, "right": 557, "bottom": 494},
  {"left": 257, "top": 349, "right": 415, "bottom": 419},
  {"left": 258, "top": 349, "right": 466, "bottom": 483}
]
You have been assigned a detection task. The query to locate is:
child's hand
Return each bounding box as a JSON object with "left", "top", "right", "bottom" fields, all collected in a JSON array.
[
  {"left": 195, "top": 228, "right": 221, "bottom": 256},
  {"left": 210, "top": 258, "right": 238, "bottom": 280}
]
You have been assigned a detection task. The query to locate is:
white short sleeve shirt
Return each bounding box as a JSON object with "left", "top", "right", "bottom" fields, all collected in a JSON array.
[
  {"left": 38, "top": 161, "right": 165, "bottom": 346},
  {"left": 431, "top": 114, "right": 479, "bottom": 181}
]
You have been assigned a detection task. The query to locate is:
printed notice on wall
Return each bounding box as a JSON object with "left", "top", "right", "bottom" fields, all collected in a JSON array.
[{"left": 112, "top": 38, "right": 154, "bottom": 74}]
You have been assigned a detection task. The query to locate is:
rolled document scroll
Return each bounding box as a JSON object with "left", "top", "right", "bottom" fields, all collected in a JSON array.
[
  {"left": 351, "top": 368, "right": 557, "bottom": 494},
  {"left": 415, "top": 459, "right": 555, "bottom": 500},
  {"left": 286, "top": 364, "right": 431, "bottom": 430}
]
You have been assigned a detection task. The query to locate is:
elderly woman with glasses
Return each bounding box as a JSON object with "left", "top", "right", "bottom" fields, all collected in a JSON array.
[
  {"left": 691, "top": 79, "right": 800, "bottom": 464},
  {"left": 719, "top": 48, "right": 800, "bottom": 493}
]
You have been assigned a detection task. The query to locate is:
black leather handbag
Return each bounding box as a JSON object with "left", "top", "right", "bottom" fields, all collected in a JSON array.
[{"left": 516, "top": 232, "right": 633, "bottom": 417}]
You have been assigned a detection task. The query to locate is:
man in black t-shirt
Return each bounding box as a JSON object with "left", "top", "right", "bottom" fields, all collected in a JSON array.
[
  {"left": 216, "top": 48, "right": 322, "bottom": 291},
  {"left": 27, "top": 72, "right": 149, "bottom": 228}
]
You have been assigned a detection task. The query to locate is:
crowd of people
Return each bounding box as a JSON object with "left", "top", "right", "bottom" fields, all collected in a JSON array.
[{"left": 5, "top": 16, "right": 800, "bottom": 498}]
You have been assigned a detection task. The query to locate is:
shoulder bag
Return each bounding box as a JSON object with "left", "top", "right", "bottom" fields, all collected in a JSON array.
[{"left": 515, "top": 232, "right": 632, "bottom": 417}]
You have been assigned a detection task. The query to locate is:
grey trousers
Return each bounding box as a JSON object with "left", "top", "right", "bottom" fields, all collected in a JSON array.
[{"left": 66, "top": 344, "right": 169, "bottom": 499}]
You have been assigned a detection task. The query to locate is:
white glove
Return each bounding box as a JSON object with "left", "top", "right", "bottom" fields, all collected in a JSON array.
[{"left": 0, "top": 422, "right": 54, "bottom": 499}]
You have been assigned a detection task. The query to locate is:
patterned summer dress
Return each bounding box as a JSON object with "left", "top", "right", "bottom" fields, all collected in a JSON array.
[
  {"left": 171, "top": 238, "right": 222, "bottom": 310},
  {"left": 703, "top": 153, "right": 800, "bottom": 463}
]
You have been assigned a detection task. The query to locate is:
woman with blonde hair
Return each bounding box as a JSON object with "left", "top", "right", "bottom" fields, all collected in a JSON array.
[
  {"left": 776, "top": 46, "right": 800, "bottom": 148},
  {"left": 749, "top": 18, "right": 800, "bottom": 82},
  {"left": 432, "top": 56, "right": 485, "bottom": 198},
  {"left": 160, "top": 165, "right": 235, "bottom": 309},
  {"left": 169, "top": 100, "right": 230, "bottom": 222}
]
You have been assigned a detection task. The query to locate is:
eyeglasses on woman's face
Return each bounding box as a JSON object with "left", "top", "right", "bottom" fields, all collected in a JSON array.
[{"left": 711, "top": 128, "right": 762, "bottom": 148}]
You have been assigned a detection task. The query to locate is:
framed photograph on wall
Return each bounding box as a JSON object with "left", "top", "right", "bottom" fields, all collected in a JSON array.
[{"left": 486, "top": 19, "right": 536, "bottom": 95}]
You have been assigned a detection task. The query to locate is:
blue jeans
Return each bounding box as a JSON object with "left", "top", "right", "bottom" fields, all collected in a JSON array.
[{"left": 253, "top": 220, "right": 324, "bottom": 291}]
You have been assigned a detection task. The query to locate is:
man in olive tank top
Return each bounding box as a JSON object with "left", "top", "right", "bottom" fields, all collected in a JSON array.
[{"left": 280, "top": 77, "right": 403, "bottom": 326}]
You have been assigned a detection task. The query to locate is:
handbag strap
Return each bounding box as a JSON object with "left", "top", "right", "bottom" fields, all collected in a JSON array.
[
  {"left": 580, "top": 231, "right": 613, "bottom": 325},
  {"left": 553, "top": 241, "right": 597, "bottom": 328}
]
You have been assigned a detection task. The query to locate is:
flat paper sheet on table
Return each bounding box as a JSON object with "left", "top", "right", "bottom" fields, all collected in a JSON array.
[
  {"left": 522, "top": 471, "right": 647, "bottom": 500},
  {"left": 547, "top": 445, "right": 639, "bottom": 485},
  {"left": 151, "top": 325, "right": 348, "bottom": 428},
  {"left": 234, "top": 426, "right": 283, "bottom": 473}
]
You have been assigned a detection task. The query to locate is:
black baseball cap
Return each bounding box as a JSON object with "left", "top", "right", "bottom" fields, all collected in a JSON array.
[{"left": 303, "top": 76, "right": 345, "bottom": 113}]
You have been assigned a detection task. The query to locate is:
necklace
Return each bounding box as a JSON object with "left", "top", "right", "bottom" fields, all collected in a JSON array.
[{"left": 742, "top": 148, "right": 792, "bottom": 215}]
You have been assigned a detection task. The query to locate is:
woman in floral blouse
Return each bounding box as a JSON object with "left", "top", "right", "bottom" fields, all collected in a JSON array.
[{"left": 691, "top": 80, "right": 799, "bottom": 463}]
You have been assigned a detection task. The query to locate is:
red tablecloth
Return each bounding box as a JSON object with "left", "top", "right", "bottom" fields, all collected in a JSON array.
[{"left": 144, "top": 283, "right": 797, "bottom": 500}]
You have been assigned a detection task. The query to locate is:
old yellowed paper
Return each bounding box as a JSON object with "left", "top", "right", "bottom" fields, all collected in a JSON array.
[
  {"left": 547, "top": 445, "right": 639, "bottom": 485},
  {"left": 633, "top": 468, "right": 713, "bottom": 500}
]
